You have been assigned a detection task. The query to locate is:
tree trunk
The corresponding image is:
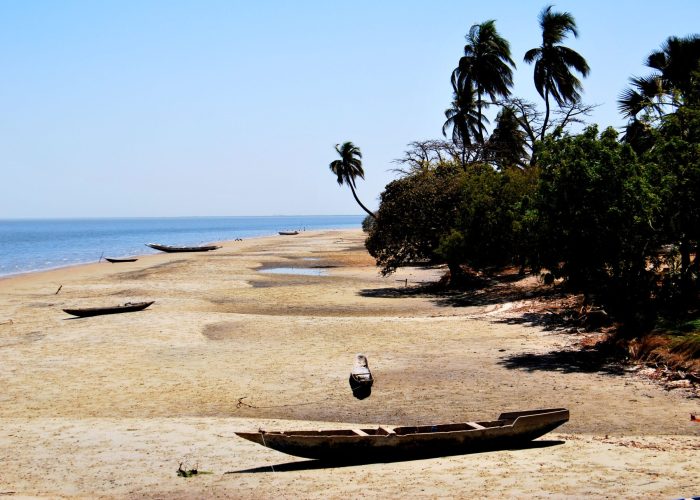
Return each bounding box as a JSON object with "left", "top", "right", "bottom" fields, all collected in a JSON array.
[
  {"left": 349, "top": 183, "right": 376, "bottom": 219},
  {"left": 447, "top": 260, "right": 467, "bottom": 288},
  {"left": 477, "top": 91, "right": 484, "bottom": 145},
  {"left": 541, "top": 88, "right": 551, "bottom": 142}
]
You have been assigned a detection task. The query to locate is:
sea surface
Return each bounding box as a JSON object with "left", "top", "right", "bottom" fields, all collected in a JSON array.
[{"left": 0, "top": 215, "right": 364, "bottom": 277}]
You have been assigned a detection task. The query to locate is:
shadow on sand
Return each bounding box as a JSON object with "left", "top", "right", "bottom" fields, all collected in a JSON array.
[
  {"left": 498, "top": 345, "right": 624, "bottom": 375},
  {"left": 359, "top": 274, "right": 568, "bottom": 311},
  {"left": 228, "top": 439, "right": 565, "bottom": 473}
]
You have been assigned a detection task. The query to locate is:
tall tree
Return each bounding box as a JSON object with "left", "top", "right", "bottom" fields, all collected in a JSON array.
[
  {"left": 442, "top": 86, "right": 486, "bottom": 166},
  {"left": 328, "top": 141, "right": 376, "bottom": 219},
  {"left": 618, "top": 34, "right": 700, "bottom": 151},
  {"left": 487, "top": 105, "right": 528, "bottom": 169},
  {"left": 524, "top": 5, "right": 590, "bottom": 140},
  {"left": 451, "top": 20, "right": 515, "bottom": 144}
]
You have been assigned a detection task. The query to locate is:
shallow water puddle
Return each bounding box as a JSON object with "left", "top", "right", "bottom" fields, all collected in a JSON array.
[{"left": 259, "top": 267, "right": 327, "bottom": 276}]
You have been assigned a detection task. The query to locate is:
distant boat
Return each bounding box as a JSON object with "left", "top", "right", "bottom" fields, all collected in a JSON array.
[
  {"left": 105, "top": 257, "right": 138, "bottom": 263},
  {"left": 63, "top": 301, "right": 155, "bottom": 318},
  {"left": 146, "top": 243, "right": 221, "bottom": 253},
  {"left": 236, "top": 408, "right": 569, "bottom": 461},
  {"left": 278, "top": 231, "right": 299, "bottom": 235}
]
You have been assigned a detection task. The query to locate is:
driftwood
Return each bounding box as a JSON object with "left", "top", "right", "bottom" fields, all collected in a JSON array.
[{"left": 349, "top": 353, "right": 373, "bottom": 400}]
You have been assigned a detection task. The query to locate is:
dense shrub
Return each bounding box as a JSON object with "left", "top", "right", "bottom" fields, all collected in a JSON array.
[
  {"left": 532, "top": 126, "right": 660, "bottom": 330},
  {"left": 365, "top": 164, "right": 464, "bottom": 276}
]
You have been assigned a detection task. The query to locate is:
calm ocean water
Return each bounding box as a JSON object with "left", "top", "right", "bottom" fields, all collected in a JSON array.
[{"left": 0, "top": 215, "right": 363, "bottom": 277}]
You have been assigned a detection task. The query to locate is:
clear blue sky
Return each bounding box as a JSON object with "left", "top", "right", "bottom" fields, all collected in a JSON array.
[{"left": 1, "top": 1, "right": 699, "bottom": 218}]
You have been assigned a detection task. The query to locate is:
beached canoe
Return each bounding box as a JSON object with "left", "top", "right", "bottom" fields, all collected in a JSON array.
[
  {"left": 105, "top": 257, "right": 138, "bottom": 263},
  {"left": 146, "top": 243, "right": 221, "bottom": 253},
  {"left": 63, "top": 301, "right": 155, "bottom": 318},
  {"left": 278, "top": 231, "right": 299, "bottom": 235},
  {"left": 236, "top": 408, "right": 569, "bottom": 461}
]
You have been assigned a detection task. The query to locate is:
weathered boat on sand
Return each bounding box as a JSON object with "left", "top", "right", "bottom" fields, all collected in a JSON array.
[
  {"left": 235, "top": 408, "right": 569, "bottom": 461},
  {"left": 349, "top": 353, "right": 373, "bottom": 400},
  {"left": 278, "top": 231, "right": 299, "bottom": 235},
  {"left": 105, "top": 257, "right": 138, "bottom": 263},
  {"left": 146, "top": 243, "right": 221, "bottom": 253},
  {"left": 63, "top": 301, "right": 155, "bottom": 318}
]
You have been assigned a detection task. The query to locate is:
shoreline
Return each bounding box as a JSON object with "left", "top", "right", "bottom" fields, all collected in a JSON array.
[
  {"left": 0, "top": 228, "right": 349, "bottom": 282},
  {"left": 1, "top": 229, "right": 697, "bottom": 497},
  {"left": 0, "top": 215, "right": 363, "bottom": 279}
]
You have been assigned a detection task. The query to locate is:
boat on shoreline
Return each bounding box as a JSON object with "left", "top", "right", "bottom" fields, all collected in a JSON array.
[
  {"left": 146, "top": 243, "right": 221, "bottom": 253},
  {"left": 278, "top": 231, "right": 299, "bottom": 236},
  {"left": 104, "top": 257, "right": 138, "bottom": 263},
  {"left": 63, "top": 301, "right": 155, "bottom": 318},
  {"left": 236, "top": 408, "right": 569, "bottom": 461}
]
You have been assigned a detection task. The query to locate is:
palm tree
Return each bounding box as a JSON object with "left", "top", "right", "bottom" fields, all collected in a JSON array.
[
  {"left": 442, "top": 86, "right": 486, "bottom": 166},
  {"left": 451, "top": 20, "right": 515, "bottom": 144},
  {"left": 524, "top": 5, "right": 590, "bottom": 140},
  {"left": 618, "top": 35, "right": 700, "bottom": 152},
  {"left": 619, "top": 35, "right": 700, "bottom": 120},
  {"left": 329, "top": 142, "right": 375, "bottom": 219}
]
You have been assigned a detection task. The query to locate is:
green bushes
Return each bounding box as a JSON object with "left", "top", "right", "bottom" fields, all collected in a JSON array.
[{"left": 365, "top": 123, "right": 697, "bottom": 333}]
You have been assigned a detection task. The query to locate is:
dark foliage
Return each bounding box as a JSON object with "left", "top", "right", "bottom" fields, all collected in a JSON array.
[
  {"left": 532, "top": 126, "right": 659, "bottom": 332},
  {"left": 365, "top": 165, "right": 464, "bottom": 276}
]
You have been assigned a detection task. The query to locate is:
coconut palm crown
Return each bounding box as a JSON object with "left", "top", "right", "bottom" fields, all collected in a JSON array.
[
  {"left": 524, "top": 5, "right": 590, "bottom": 139},
  {"left": 452, "top": 20, "right": 515, "bottom": 144},
  {"left": 618, "top": 34, "right": 700, "bottom": 120},
  {"left": 329, "top": 141, "right": 376, "bottom": 219}
]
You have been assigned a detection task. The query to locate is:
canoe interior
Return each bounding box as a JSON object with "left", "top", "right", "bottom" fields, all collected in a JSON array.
[{"left": 276, "top": 420, "right": 503, "bottom": 437}]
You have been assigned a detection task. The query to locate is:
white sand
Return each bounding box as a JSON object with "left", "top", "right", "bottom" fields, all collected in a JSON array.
[{"left": 0, "top": 230, "right": 698, "bottom": 498}]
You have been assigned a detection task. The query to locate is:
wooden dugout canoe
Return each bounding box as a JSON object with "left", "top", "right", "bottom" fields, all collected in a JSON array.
[
  {"left": 63, "top": 301, "right": 155, "bottom": 318},
  {"left": 236, "top": 408, "right": 569, "bottom": 461},
  {"left": 104, "top": 257, "right": 138, "bottom": 263},
  {"left": 146, "top": 243, "right": 221, "bottom": 253}
]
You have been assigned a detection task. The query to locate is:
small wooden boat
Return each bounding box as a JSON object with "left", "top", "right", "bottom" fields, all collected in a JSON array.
[
  {"left": 63, "top": 301, "right": 155, "bottom": 318},
  {"left": 105, "top": 257, "right": 138, "bottom": 263},
  {"left": 236, "top": 408, "right": 569, "bottom": 461},
  {"left": 146, "top": 243, "right": 221, "bottom": 253},
  {"left": 278, "top": 231, "right": 299, "bottom": 236},
  {"left": 349, "top": 354, "right": 373, "bottom": 400}
]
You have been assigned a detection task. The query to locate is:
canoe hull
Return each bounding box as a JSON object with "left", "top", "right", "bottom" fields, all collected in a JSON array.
[
  {"left": 105, "top": 258, "right": 138, "bottom": 263},
  {"left": 236, "top": 408, "right": 568, "bottom": 461},
  {"left": 146, "top": 243, "right": 220, "bottom": 253},
  {"left": 63, "top": 301, "right": 155, "bottom": 318}
]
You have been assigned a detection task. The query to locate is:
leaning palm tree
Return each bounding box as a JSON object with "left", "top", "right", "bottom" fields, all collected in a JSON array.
[
  {"left": 452, "top": 20, "right": 515, "bottom": 144},
  {"left": 329, "top": 142, "right": 375, "bottom": 219},
  {"left": 524, "top": 5, "right": 590, "bottom": 140}
]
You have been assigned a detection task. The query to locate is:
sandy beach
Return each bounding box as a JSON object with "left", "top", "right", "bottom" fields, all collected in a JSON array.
[{"left": 0, "top": 229, "right": 697, "bottom": 498}]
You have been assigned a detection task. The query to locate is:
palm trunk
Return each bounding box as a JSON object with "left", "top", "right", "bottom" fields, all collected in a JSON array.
[
  {"left": 477, "top": 91, "right": 484, "bottom": 145},
  {"left": 349, "top": 183, "right": 376, "bottom": 219},
  {"left": 541, "top": 88, "right": 551, "bottom": 141}
]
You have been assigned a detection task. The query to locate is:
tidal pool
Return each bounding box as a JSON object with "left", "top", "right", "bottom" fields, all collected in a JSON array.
[{"left": 259, "top": 267, "right": 327, "bottom": 276}]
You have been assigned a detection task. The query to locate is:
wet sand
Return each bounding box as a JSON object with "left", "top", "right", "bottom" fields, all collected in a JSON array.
[{"left": 0, "top": 229, "right": 697, "bottom": 498}]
